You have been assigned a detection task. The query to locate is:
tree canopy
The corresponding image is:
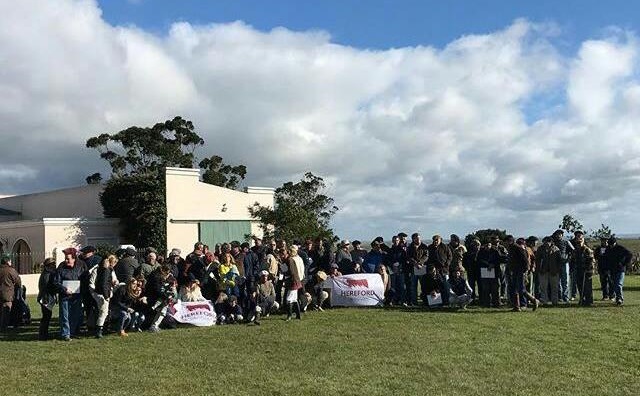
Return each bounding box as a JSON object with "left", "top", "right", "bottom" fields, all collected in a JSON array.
[
  {"left": 249, "top": 172, "right": 338, "bottom": 243},
  {"left": 86, "top": 116, "right": 247, "bottom": 253}
]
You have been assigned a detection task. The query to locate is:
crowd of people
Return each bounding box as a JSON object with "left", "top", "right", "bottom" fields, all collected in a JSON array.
[{"left": 0, "top": 229, "right": 634, "bottom": 340}]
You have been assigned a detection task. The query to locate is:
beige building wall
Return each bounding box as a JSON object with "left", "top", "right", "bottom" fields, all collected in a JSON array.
[
  {"left": 165, "top": 167, "right": 275, "bottom": 254},
  {"left": 0, "top": 184, "right": 104, "bottom": 219}
]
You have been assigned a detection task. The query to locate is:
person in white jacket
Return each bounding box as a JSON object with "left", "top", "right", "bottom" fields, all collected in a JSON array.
[{"left": 88, "top": 255, "right": 119, "bottom": 338}]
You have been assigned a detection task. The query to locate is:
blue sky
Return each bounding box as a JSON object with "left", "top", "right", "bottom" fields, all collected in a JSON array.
[{"left": 99, "top": 0, "right": 639, "bottom": 51}]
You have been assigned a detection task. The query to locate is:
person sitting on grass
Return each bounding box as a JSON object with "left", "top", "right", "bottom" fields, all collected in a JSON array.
[
  {"left": 145, "top": 264, "right": 177, "bottom": 333},
  {"left": 376, "top": 263, "right": 391, "bottom": 305},
  {"left": 110, "top": 278, "right": 147, "bottom": 337},
  {"left": 215, "top": 293, "right": 243, "bottom": 324},
  {"left": 249, "top": 270, "right": 279, "bottom": 325},
  {"left": 178, "top": 275, "right": 206, "bottom": 302},
  {"left": 310, "top": 270, "right": 330, "bottom": 311},
  {"left": 448, "top": 265, "right": 473, "bottom": 309},
  {"left": 424, "top": 265, "right": 444, "bottom": 308}
]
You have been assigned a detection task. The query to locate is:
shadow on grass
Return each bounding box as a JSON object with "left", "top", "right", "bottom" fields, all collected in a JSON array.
[{"left": 0, "top": 319, "right": 63, "bottom": 342}]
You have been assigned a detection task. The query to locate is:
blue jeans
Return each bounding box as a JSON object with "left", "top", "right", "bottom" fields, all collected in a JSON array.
[
  {"left": 613, "top": 271, "right": 625, "bottom": 302},
  {"left": 569, "top": 265, "right": 578, "bottom": 298},
  {"left": 59, "top": 294, "right": 82, "bottom": 338},
  {"left": 558, "top": 262, "right": 569, "bottom": 301}
]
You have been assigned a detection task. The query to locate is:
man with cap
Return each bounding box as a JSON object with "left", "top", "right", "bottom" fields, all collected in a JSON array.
[
  {"left": 594, "top": 238, "right": 613, "bottom": 300},
  {"left": 335, "top": 240, "right": 356, "bottom": 275},
  {"left": 552, "top": 230, "right": 574, "bottom": 303},
  {"left": 0, "top": 255, "right": 21, "bottom": 332},
  {"left": 604, "top": 237, "right": 633, "bottom": 305},
  {"left": 79, "top": 245, "right": 102, "bottom": 332},
  {"left": 186, "top": 242, "right": 207, "bottom": 283},
  {"left": 448, "top": 234, "right": 467, "bottom": 278},
  {"left": 407, "top": 233, "right": 429, "bottom": 306},
  {"left": 570, "top": 231, "right": 595, "bottom": 306},
  {"left": 535, "top": 236, "right": 562, "bottom": 305},
  {"left": 350, "top": 240, "right": 368, "bottom": 263},
  {"left": 114, "top": 246, "right": 140, "bottom": 284}
]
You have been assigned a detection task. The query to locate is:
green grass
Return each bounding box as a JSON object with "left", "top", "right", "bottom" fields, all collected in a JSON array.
[{"left": 1, "top": 276, "right": 639, "bottom": 396}]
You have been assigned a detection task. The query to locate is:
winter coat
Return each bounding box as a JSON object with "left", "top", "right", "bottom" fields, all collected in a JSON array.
[
  {"left": 426, "top": 243, "right": 453, "bottom": 275},
  {"left": 0, "top": 264, "right": 21, "bottom": 302},
  {"left": 571, "top": 244, "right": 595, "bottom": 275},
  {"left": 114, "top": 256, "right": 139, "bottom": 284},
  {"left": 363, "top": 250, "right": 385, "bottom": 274},
  {"left": 406, "top": 242, "right": 429, "bottom": 274},
  {"left": 53, "top": 263, "right": 84, "bottom": 295},
  {"left": 37, "top": 267, "right": 57, "bottom": 307},
  {"left": 605, "top": 244, "right": 633, "bottom": 273},
  {"left": 506, "top": 244, "right": 530, "bottom": 273},
  {"left": 535, "top": 244, "right": 562, "bottom": 275}
]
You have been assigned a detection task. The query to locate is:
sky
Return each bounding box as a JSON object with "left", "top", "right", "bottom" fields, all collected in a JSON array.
[{"left": 1, "top": 0, "right": 640, "bottom": 240}]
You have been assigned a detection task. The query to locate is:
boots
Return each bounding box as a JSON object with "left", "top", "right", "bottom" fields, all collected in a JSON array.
[
  {"left": 286, "top": 303, "right": 293, "bottom": 321},
  {"left": 524, "top": 292, "right": 539, "bottom": 311},
  {"left": 294, "top": 302, "right": 301, "bottom": 320},
  {"left": 95, "top": 326, "right": 103, "bottom": 339}
]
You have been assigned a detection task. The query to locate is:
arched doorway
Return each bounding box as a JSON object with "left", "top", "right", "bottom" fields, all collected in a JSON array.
[{"left": 12, "top": 239, "right": 32, "bottom": 274}]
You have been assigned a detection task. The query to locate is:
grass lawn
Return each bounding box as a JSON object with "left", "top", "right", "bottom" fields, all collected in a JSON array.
[{"left": 1, "top": 276, "right": 639, "bottom": 396}]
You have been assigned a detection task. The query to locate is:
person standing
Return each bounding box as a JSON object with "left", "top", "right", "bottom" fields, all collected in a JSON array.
[
  {"left": 552, "top": 230, "right": 574, "bottom": 303},
  {"left": 388, "top": 235, "right": 407, "bottom": 306},
  {"left": 605, "top": 237, "right": 632, "bottom": 306},
  {"left": 284, "top": 246, "right": 304, "bottom": 321},
  {"left": 477, "top": 241, "right": 506, "bottom": 308},
  {"left": 426, "top": 235, "right": 452, "bottom": 306},
  {"left": 571, "top": 231, "right": 595, "bottom": 306},
  {"left": 594, "top": 238, "right": 613, "bottom": 300},
  {"left": 462, "top": 239, "right": 481, "bottom": 301},
  {"left": 535, "top": 237, "right": 562, "bottom": 306},
  {"left": 448, "top": 234, "right": 467, "bottom": 277},
  {"left": 406, "top": 233, "right": 429, "bottom": 306},
  {"left": 0, "top": 256, "right": 21, "bottom": 333},
  {"left": 114, "top": 247, "right": 140, "bottom": 284},
  {"left": 506, "top": 236, "right": 533, "bottom": 312},
  {"left": 53, "top": 250, "right": 85, "bottom": 341},
  {"left": 89, "top": 255, "right": 119, "bottom": 338},
  {"left": 37, "top": 258, "right": 57, "bottom": 340}
]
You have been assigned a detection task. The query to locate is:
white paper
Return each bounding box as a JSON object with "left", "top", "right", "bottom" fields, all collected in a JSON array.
[
  {"left": 480, "top": 268, "right": 495, "bottom": 279},
  {"left": 414, "top": 265, "right": 427, "bottom": 276},
  {"left": 427, "top": 293, "right": 442, "bottom": 306},
  {"left": 62, "top": 280, "right": 81, "bottom": 294}
]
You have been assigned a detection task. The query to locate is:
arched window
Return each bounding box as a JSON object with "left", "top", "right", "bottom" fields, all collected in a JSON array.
[{"left": 12, "top": 239, "right": 32, "bottom": 275}]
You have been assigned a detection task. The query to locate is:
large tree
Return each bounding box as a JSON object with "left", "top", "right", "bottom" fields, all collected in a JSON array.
[
  {"left": 86, "top": 116, "right": 247, "bottom": 253},
  {"left": 249, "top": 172, "right": 338, "bottom": 242},
  {"left": 558, "top": 214, "right": 584, "bottom": 234},
  {"left": 464, "top": 228, "right": 508, "bottom": 247}
]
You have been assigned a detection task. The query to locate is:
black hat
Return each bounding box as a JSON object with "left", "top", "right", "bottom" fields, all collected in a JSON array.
[
  {"left": 125, "top": 247, "right": 137, "bottom": 257},
  {"left": 397, "top": 232, "right": 408, "bottom": 238},
  {"left": 80, "top": 245, "right": 96, "bottom": 254},
  {"left": 607, "top": 236, "right": 617, "bottom": 245},
  {"left": 574, "top": 230, "right": 584, "bottom": 236},
  {"left": 352, "top": 240, "right": 361, "bottom": 246},
  {"left": 373, "top": 236, "right": 384, "bottom": 243}
]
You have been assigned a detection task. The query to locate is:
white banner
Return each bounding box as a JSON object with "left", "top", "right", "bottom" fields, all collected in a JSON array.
[
  {"left": 329, "top": 274, "right": 385, "bottom": 307},
  {"left": 170, "top": 300, "right": 216, "bottom": 326}
]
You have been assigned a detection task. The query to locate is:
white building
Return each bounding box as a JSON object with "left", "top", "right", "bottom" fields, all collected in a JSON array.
[{"left": 0, "top": 167, "right": 274, "bottom": 293}]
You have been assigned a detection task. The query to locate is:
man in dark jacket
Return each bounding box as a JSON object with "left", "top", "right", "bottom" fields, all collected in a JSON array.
[
  {"left": 114, "top": 247, "right": 139, "bottom": 284},
  {"left": 53, "top": 250, "right": 85, "bottom": 341},
  {"left": 0, "top": 256, "right": 21, "bottom": 332},
  {"left": 594, "top": 238, "right": 613, "bottom": 300},
  {"left": 406, "top": 233, "right": 429, "bottom": 306},
  {"left": 477, "top": 241, "right": 507, "bottom": 308},
  {"left": 605, "top": 237, "right": 632, "bottom": 305},
  {"left": 426, "top": 235, "right": 452, "bottom": 306},
  {"left": 571, "top": 231, "right": 595, "bottom": 306},
  {"left": 388, "top": 235, "right": 407, "bottom": 305},
  {"left": 506, "top": 236, "right": 530, "bottom": 311},
  {"left": 462, "top": 238, "right": 481, "bottom": 301}
]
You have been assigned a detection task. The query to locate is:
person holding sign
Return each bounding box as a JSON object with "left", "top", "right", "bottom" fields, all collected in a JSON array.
[
  {"left": 406, "top": 233, "right": 429, "bottom": 306},
  {"left": 477, "top": 241, "right": 506, "bottom": 308},
  {"left": 53, "top": 248, "right": 86, "bottom": 341}
]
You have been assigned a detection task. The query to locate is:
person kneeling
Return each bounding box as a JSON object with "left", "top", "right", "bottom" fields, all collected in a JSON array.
[
  {"left": 448, "top": 266, "right": 473, "bottom": 309},
  {"left": 215, "top": 294, "right": 243, "bottom": 324}
]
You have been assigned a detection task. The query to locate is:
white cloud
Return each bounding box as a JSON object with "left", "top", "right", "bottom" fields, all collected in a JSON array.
[{"left": 1, "top": 1, "right": 640, "bottom": 238}]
